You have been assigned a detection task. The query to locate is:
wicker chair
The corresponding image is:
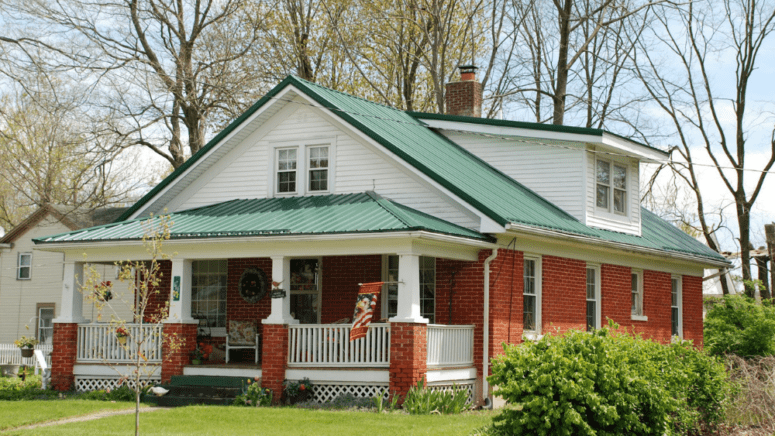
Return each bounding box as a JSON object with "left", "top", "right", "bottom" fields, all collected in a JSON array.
[{"left": 225, "top": 320, "right": 260, "bottom": 364}]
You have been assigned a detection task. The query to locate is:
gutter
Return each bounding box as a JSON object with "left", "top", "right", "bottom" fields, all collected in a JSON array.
[
  {"left": 505, "top": 223, "right": 730, "bottom": 269},
  {"left": 482, "top": 248, "right": 498, "bottom": 407}
]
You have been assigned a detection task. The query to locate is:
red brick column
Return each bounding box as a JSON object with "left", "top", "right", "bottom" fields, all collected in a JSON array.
[
  {"left": 161, "top": 323, "right": 197, "bottom": 383},
  {"left": 51, "top": 323, "right": 78, "bottom": 391},
  {"left": 389, "top": 322, "right": 427, "bottom": 404},
  {"left": 261, "top": 324, "right": 289, "bottom": 404}
]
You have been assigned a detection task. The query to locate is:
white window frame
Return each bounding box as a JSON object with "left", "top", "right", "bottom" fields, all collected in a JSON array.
[
  {"left": 270, "top": 140, "right": 335, "bottom": 197},
  {"left": 523, "top": 255, "right": 542, "bottom": 339},
  {"left": 586, "top": 264, "right": 601, "bottom": 331},
  {"left": 275, "top": 147, "right": 299, "bottom": 194},
  {"left": 37, "top": 305, "right": 55, "bottom": 345},
  {"left": 671, "top": 275, "right": 683, "bottom": 339},
  {"left": 191, "top": 259, "right": 228, "bottom": 337},
  {"left": 631, "top": 270, "right": 648, "bottom": 321},
  {"left": 17, "top": 252, "right": 32, "bottom": 280},
  {"left": 595, "top": 158, "right": 629, "bottom": 217},
  {"left": 307, "top": 145, "right": 330, "bottom": 193}
]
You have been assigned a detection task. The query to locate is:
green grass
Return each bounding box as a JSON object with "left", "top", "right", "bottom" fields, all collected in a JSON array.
[
  {"left": 0, "top": 400, "right": 136, "bottom": 430},
  {"left": 1, "top": 405, "right": 495, "bottom": 436}
]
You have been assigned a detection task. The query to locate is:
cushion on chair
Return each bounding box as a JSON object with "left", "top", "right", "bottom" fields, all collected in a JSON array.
[{"left": 228, "top": 320, "right": 257, "bottom": 345}]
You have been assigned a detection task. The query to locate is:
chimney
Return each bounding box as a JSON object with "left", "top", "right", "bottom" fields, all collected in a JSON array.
[{"left": 445, "top": 65, "right": 482, "bottom": 117}]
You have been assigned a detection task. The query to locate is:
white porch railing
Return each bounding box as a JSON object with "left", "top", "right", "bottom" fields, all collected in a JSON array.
[
  {"left": 427, "top": 324, "right": 474, "bottom": 368},
  {"left": 0, "top": 344, "right": 53, "bottom": 367},
  {"left": 288, "top": 323, "right": 390, "bottom": 367},
  {"left": 77, "top": 324, "right": 163, "bottom": 364}
]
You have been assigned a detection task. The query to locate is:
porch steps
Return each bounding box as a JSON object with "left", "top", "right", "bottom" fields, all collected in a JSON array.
[{"left": 147, "top": 376, "right": 248, "bottom": 407}]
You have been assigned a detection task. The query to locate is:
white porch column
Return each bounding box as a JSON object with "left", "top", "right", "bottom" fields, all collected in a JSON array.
[
  {"left": 54, "top": 261, "right": 88, "bottom": 323},
  {"left": 166, "top": 258, "right": 196, "bottom": 323},
  {"left": 263, "top": 256, "right": 298, "bottom": 325},
  {"left": 390, "top": 253, "right": 428, "bottom": 324}
]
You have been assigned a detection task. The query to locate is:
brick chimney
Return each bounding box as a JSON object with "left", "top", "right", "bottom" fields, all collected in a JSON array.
[{"left": 445, "top": 65, "right": 482, "bottom": 117}]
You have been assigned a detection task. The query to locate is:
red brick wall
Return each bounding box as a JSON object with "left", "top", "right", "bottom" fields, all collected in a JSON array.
[
  {"left": 261, "top": 324, "right": 289, "bottom": 404},
  {"left": 389, "top": 323, "right": 427, "bottom": 403},
  {"left": 227, "top": 258, "right": 273, "bottom": 337},
  {"left": 485, "top": 249, "right": 523, "bottom": 360},
  {"left": 542, "top": 256, "right": 587, "bottom": 334},
  {"left": 161, "top": 323, "right": 197, "bottom": 383},
  {"left": 144, "top": 260, "right": 172, "bottom": 322},
  {"left": 639, "top": 270, "right": 673, "bottom": 342},
  {"left": 321, "top": 255, "right": 382, "bottom": 323},
  {"left": 601, "top": 264, "right": 632, "bottom": 328},
  {"left": 51, "top": 323, "right": 78, "bottom": 391},
  {"left": 683, "top": 275, "right": 703, "bottom": 346}
]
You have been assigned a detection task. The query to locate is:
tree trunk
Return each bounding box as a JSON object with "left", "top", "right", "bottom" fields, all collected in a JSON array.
[
  {"left": 766, "top": 224, "right": 775, "bottom": 302},
  {"left": 552, "top": 0, "right": 572, "bottom": 125}
]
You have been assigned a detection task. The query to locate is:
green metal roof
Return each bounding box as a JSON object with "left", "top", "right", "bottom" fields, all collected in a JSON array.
[
  {"left": 34, "top": 192, "right": 490, "bottom": 244},
  {"left": 110, "top": 76, "right": 724, "bottom": 263}
]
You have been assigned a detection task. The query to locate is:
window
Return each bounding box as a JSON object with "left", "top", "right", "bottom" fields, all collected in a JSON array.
[
  {"left": 277, "top": 148, "right": 297, "bottom": 193},
  {"left": 631, "top": 271, "right": 647, "bottom": 320},
  {"left": 596, "top": 159, "right": 627, "bottom": 215},
  {"left": 290, "top": 258, "right": 321, "bottom": 324},
  {"left": 37, "top": 305, "right": 54, "bottom": 345},
  {"left": 586, "top": 266, "right": 600, "bottom": 331},
  {"left": 191, "top": 260, "right": 228, "bottom": 328},
  {"left": 308, "top": 146, "right": 329, "bottom": 192},
  {"left": 523, "top": 257, "right": 541, "bottom": 333},
  {"left": 17, "top": 253, "right": 31, "bottom": 280},
  {"left": 273, "top": 143, "right": 332, "bottom": 195},
  {"left": 382, "top": 255, "right": 436, "bottom": 323},
  {"left": 671, "top": 276, "right": 682, "bottom": 338}
]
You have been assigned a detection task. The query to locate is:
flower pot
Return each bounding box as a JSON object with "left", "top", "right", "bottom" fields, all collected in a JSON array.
[
  {"left": 117, "top": 336, "right": 127, "bottom": 345},
  {"left": 191, "top": 359, "right": 202, "bottom": 365},
  {"left": 20, "top": 347, "right": 33, "bottom": 358}
]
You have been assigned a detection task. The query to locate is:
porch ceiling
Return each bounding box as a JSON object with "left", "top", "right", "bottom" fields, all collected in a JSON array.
[{"left": 34, "top": 191, "right": 491, "bottom": 246}]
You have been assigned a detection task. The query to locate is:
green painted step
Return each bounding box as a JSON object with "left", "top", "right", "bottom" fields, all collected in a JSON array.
[{"left": 168, "top": 375, "right": 247, "bottom": 388}]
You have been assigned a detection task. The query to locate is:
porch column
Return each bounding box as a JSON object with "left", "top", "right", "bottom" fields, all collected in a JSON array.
[
  {"left": 390, "top": 253, "right": 427, "bottom": 324},
  {"left": 162, "top": 259, "right": 198, "bottom": 382},
  {"left": 51, "top": 261, "right": 86, "bottom": 391},
  {"left": 166, "top": 258, "right": 196, "bottom": 323},
  {"left": 262, "top": 256, "right": 297, "bottom": 404}
]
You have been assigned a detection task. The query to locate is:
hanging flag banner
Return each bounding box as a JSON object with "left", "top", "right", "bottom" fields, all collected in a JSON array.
[{"left": 350, "top": 282, "right": 383, "bottom": 342}]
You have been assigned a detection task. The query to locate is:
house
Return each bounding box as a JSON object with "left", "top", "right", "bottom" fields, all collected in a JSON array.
[
  {"left": 0, "top": 206, "right": 129, "bottom": 366},
  {"left": 34, "top": 69, "right": 729, "bottom": 404}
]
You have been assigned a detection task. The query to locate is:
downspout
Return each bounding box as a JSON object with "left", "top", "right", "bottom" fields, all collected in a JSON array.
[{"left": 483, "top": 248, "right": 498, "bottom": 407}]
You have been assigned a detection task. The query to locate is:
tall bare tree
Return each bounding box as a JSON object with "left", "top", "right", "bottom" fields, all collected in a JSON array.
[{"left": 633, "top": 0, "right": 775, "bottom": 295}]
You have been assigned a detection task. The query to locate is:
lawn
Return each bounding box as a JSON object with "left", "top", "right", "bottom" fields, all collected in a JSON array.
[
  {"left": 1, "top": 405, "right": 495, "bottom": 436},
  {"left": 0, "top": 400, "right": 136, "bottom": 430}
]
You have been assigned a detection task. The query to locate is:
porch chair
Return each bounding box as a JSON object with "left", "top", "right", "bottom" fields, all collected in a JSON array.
[{"left": 226, "top": 320, "right": 260, "bottom": 364}]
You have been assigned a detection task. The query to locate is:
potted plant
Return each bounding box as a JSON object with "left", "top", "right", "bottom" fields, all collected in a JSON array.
[
  {"left": 14, "top": 336, "right": 38, "bottom": 358},
  {"left": 283, "top": 378, "right": 313, "bottom": 404},
  {"left": 115, "top": 327, "right": 129, "bottom": 345},
  {"left": 191, "top": 342, "right": 212, "bottom": 365}
]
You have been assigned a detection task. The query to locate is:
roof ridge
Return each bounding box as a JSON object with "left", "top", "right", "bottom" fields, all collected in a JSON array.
[
  {"left": 365, "top": 191, "right": 415, "bottom": 228},
  {"left": 289, "top": 75, "right": 407, "bottom": 114}
]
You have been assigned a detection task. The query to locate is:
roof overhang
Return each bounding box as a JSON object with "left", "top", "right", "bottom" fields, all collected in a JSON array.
[
  {"left": 505, "top": 222, "right": 730, "bottom": 269},
  {"left": 416, "top": 118, "right": 668, "bottom": 163}
]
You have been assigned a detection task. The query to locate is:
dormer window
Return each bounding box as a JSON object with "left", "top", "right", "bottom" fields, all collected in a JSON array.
[{"left": 596, "top": 159, "right": 627, "bottom": 215}]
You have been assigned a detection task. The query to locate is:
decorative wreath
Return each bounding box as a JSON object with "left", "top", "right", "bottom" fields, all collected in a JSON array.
[{"left": 238, "top": 267, "right": 268, "bottom": 304}]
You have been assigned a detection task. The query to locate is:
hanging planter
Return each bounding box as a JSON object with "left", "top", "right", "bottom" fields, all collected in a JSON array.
[
  {"left": 115, "top": 326, "right": 129, "bottom": 345},
  {"left": 20, "top": 347, "right": 34, "bottom": 358}
]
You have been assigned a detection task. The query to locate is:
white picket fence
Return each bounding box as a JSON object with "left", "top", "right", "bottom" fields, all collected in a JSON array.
[
  {"left": 288, "top": 323, "right": 390, "bottom": 367},
  {"left": 77, "top": 324, "right": 163, "bottom": 363},
  {"left": 0, "top": 344, "right": 53, "bottom": 366},
  {"left": 427, "top": 324, "right": 474, "bottom": 368}
]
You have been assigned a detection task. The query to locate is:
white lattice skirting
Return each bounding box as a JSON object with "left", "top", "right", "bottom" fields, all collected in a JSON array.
[
  {"left": 75, "top": 376, "right": 160, "bottom": 392},
  {"left": 311, "top": 383, "right": 389, "bottom": 403},
  {"left": 428, "top": 379, "right": 476, "bottom": 404}
]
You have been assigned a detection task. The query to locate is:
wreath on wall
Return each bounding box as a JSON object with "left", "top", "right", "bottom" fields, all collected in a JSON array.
[{"left": 238, "top": 267, "right": 269, "bottom": 304}]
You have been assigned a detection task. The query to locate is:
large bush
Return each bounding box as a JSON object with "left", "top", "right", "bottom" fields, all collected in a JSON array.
[
  {"left": 704, "top": 295, "right": 775, "bottom": 357},
  {"left": 487, "top": 325, "right": 729, "bottom": 436}
]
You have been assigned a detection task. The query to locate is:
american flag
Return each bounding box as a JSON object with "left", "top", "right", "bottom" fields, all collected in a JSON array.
[{"left": 350, "top": 282, "right": 383, "bottom": 342}]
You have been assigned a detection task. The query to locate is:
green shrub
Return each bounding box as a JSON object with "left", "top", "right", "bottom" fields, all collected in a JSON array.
[
  {"left": 704, "top": 295, "right": 775, "bottom": 357},
  {"left": 402, "top": 379, "right": 470, "bottom": 415},
  {"left": 234, "top": 378, "right": 272, "bottom": 407},
  {"left": 487, "top": 324, "right": 729, "bottom": 436},
  {"left": 78, "top": 385, "right": 135, "bottom": 402},
  {"left": 0, "top": 375, "right": 59, "bottom": 401}
]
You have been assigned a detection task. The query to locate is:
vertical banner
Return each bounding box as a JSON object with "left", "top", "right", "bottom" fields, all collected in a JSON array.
[{"left": 350, "top": 282, "right": 384, "bottom": 341}]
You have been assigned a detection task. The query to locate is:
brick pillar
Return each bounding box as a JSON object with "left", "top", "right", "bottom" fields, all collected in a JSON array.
[
  {"left": 261, "top": 324, "right": 289, "bottom": 404},
  {"left": 51, "top": 323, "right": 78, "bottom": 391},
  {"left": 161, "top": 323, "right": 197, "bottom": 383},
  {"left": 389, "top": 322, "right": 427, "bottom": 404}
]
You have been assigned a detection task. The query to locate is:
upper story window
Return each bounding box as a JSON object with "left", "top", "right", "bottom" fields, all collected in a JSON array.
[
  {"left": 17, "top": 253, "right": 32, "bottom": 280},
  {"left": 274, "top": 143, "right": 332, "bottom": 196},
  {"left": 596, "top": 159, "right": 627, "bottom": 215}
]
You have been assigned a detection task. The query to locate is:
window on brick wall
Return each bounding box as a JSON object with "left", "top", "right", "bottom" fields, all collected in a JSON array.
[
  {"left": 671, "top": 276, "right": 682, "bottom": 338},
  {"left": 631, "top": 270, "right": 647, "bottom": 321},
  {"left": 586, "top": 266, "right": 601, "bottom": 331},
  {"left": 191, "top": 260, "right": 228, "bottom": 329},
  {"left": 523, "top": 256, "right": 542, "bottom": 335},
  {"left": 382, "top": 255, "right": 435, "bottom": 323},
  {"left": 290, "top": 258, "right": 320, "bottom": 324}
]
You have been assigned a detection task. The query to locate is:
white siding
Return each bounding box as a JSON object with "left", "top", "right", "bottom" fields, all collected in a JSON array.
[
  {"left": 585, "top": 150, "right": 641, "bottom": 235},
  {"left": 173, "top": 106, "right": 479, "bottom": 229},
  {"left": 0, "top": 216, "right": 133, "bottom": 344},
  {"left": 442, "top": 132, "right": 586, "bottom": 221}
]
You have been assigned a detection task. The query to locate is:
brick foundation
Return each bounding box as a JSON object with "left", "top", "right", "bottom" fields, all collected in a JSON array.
[
  {"left": 261, "top": 324, "right": 289, "bottom": 404},
  {"left": 161, "top": 323, "right": 197, "bottom": 383},
  {"left": 51, "top": 323, "right": 78, "bottom": 391},
  {"left": 389, "top": 322, "right": 427, "bottom": 404}
]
